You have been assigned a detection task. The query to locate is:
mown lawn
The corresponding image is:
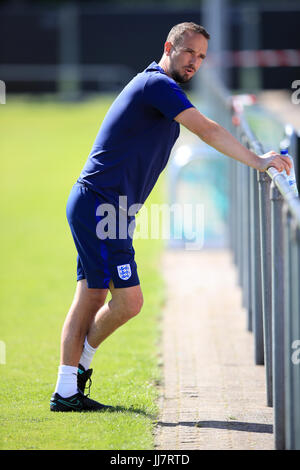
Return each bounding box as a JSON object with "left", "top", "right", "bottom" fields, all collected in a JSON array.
[{"left": 0, "top": 95, "right": 166, "bottom": 450}]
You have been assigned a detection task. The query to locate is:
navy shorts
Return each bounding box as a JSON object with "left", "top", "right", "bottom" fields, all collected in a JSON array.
[{"left": 66, "top": 182, "right": 140, "bottom": 289}]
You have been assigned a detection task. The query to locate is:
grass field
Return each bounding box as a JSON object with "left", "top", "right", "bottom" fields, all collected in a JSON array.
[{"left": 0, "top": 95, "right": 166, "bottom": 450}]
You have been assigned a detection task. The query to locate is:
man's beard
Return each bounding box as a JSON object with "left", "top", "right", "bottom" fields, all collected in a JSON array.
[{"left": 170, "top": 68, "right": 191, "bottom": 84}]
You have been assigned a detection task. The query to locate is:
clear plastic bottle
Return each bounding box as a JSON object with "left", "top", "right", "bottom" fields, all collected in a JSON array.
[{"left": 280, "top": 148, "right": 299, "bottom": 197}]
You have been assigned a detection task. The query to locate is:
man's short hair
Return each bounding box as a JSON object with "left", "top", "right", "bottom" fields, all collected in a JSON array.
[{"left": 166, "top": 22, "right": 210, "bottom": 47}]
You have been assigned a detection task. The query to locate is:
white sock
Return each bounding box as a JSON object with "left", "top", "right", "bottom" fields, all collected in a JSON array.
[
  {"left": 79, "top": 337, "right": 98, "bottom": 371},
  {"left": 54, "top": 365, "right": 78, "bottom": 398}
]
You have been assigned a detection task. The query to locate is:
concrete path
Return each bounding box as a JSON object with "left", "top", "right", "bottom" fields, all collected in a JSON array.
[{"left": 154, "top": 249, "right": 274, "bottom": 450}]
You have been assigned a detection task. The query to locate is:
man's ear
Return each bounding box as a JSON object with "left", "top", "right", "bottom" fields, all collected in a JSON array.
[{"left": 164, "top": 41, "right": 173, "bottom": 56}]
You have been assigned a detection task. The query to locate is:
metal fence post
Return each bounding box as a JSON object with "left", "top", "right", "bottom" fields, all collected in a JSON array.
[
  {"left": 283, "top": 204, "right": 293, "bottom": 449},
  {"left": 258, "top": 171, "right": 273, "bottom": 406},
  {"left": 237, "top": 162, "right": 244, "bottom": 290},
  {"left": 246, "top": 165, "right": 252, "bottom": 332},
  {"left": 287, "top": 220, "right": 300, "bottom": 449},
  {"left": 241, "top": 163, "right": 247, "bottom": 305},
  {"left": 270, "top": 182, "right": 285, "bottom": 450},
  {"left": 240, "top": 157, "right": 251, "bottom": 329},
  {"left": 229, "top": 158, "right": 238, "bottom": 263},
  {"left": 297, "top": 131, "right": 300, "bottom": 191},
  {"left": 58, "top": 3, "right": 80, "bottom": 99},
  {"left": 250, "top": 167, "right": 264, "bottom": 364},
  {"left": 233, "top": 160, "right": 238, "bottom": 259}
]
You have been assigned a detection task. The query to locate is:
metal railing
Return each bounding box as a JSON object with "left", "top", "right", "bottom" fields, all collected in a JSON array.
[
  {"left": 0, "top": 64, "right": 135, "bottom": 95},
  {"left": 199, "top": 67, "right": 300, "bottom": 450}
]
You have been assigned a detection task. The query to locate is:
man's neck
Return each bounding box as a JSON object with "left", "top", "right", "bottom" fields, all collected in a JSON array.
[{"left": 158, "top": 57, "right": 170, "bottom": 78}]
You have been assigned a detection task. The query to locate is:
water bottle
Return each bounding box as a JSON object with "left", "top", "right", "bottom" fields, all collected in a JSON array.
[{"left": 280, "top": 148, "right": 299, "bottom": 197}]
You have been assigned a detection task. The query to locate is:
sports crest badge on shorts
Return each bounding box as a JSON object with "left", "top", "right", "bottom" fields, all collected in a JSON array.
[{"left": 117, "top": 264, "right": 132, "bottom": 280}]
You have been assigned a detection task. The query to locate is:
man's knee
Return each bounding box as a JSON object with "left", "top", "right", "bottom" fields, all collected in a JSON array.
[
  {"left": 123, "top": 293, "right": 143, "bottom": 320},
  {"left": 75, "top": 280, "right": 108, "bottom": 312},
  {"left": 130, "top": 291, "right": 144, "bottom": 317},
  {"left": 113, "top": 286, "right": 144, "bottom": 321}
]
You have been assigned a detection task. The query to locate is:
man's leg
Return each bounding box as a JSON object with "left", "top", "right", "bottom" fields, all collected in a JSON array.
[
  {"left": 52, "top": 279, "right": 108, "bottom": 403},
  {"left": 60, "top": 279, "right": 143, "bottom": 365},
  {"left": 60, "top": 279, "right": 108, "bottom": 367},
  {"left": 86, "top": 279, "right": 143, "bottom": 349},
  {"left": 53, "top": 274, "right": 142, "bottom": 400}
]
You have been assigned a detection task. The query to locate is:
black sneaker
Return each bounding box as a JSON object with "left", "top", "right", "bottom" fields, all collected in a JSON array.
[
  {"left": 50, "top": 391, "right": 112, "bottom": 412},
  {"left": 77, "top": 363, "right": 93, "bottom": 395}
]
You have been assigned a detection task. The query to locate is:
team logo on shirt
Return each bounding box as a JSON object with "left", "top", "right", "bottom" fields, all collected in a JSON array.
[{"left": 117, "top": 264, "right": 132, "bottom": 280}]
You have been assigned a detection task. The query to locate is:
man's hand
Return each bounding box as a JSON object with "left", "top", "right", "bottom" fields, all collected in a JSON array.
[{"left": 256, "top": 150, "right": 292, "bottom": 175}]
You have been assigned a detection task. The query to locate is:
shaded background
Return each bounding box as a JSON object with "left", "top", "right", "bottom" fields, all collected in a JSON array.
[{"left": 0, "top": 0, "right": 300, "bottom": 96}]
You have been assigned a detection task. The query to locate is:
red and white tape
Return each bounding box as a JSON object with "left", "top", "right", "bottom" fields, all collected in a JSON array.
[{"left": 207, "top": 49, "right": 300, "bottom": 67}]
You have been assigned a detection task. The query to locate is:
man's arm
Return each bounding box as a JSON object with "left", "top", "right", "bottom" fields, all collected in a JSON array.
[{"left": 175, "top": 107, "right": 292, "bottom": 174}]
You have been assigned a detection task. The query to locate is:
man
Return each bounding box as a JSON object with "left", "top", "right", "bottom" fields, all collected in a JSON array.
[{"left": 50, "top": 22, "right": 291, "bottom": 411}]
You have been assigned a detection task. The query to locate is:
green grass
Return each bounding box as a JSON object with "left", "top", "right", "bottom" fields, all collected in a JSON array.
[{"left": 0, "top": 95, "right": 166, "bottom": 450}]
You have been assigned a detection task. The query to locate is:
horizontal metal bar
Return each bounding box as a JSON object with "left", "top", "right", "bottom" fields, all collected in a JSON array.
[{"left": 0, "top": 64, "right": 135, "bottom": 83}]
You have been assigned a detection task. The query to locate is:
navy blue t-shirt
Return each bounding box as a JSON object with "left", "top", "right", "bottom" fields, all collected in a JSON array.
[{"left": 78, "top": 62, "right": 194, "bottom": 211}]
